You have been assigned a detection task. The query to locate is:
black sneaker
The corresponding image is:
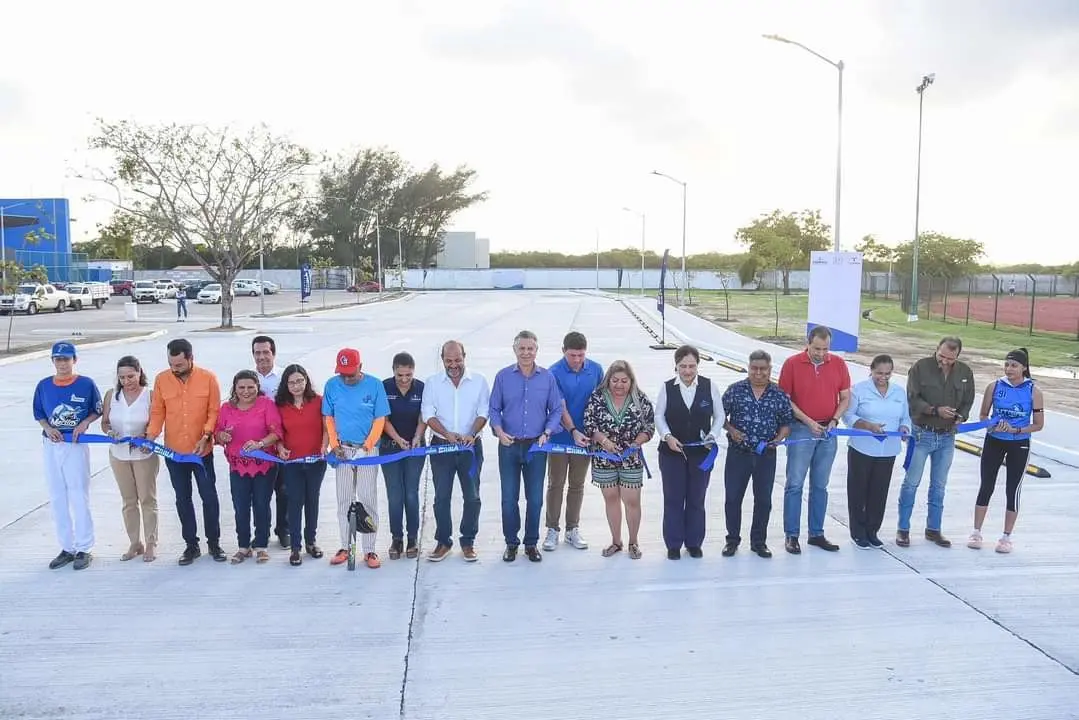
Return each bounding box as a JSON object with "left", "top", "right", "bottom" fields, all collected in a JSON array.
[
  {"left": 851, "top": 537, "right": 872, "bottom": 550},
  {"left": 178, "top": 545, "right": 201, "bottom": 566},
  {"left": 808, "top": 535, "right": 840, "bottom": 552},
  {"left": 686, "top": 546, "right": 704, "bottom": 559},
  {"left": 73, "top": 552, "right": 92, "bottom": 570},
  {"left": 207, "top": 543, "right": 227, "bottom": 562},
  {"left": 867, "top": 533, "right": 884, "bottom": 548},
  {"left": 667, "top": 548, "right": 681, "bottom": 560},
  {"left": 49, "top": 550, "right": 75, "bottom": 569}
]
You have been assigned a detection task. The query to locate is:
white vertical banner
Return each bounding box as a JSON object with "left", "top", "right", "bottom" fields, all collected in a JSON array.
[{"left": 808, "top": 251, "right": 863, "bottom": 352}]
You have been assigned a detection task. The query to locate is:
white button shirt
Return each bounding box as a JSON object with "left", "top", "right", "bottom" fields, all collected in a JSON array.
[
  {"left": 421, "top": 370, "right": 490, "bottom": 439},
  {"left": 654, "top": 376, "right": 725, "bottom": 441},
  {"left": 256, "top": 366, "right": 283, "bottom": 398}
]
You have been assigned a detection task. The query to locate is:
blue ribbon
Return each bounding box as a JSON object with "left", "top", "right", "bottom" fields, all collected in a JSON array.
[
  {"left": 241, "top": 443, "right": 478, "bottom": 477},
  {"left": 59, "top": 431, "right": 206, "bottom": 466},
  {"left": 527, "top": 442, "right": 653, "bottom": 479},
  {"left": 680, "top": 440, "right": 720, "bottom": 472},
  {"left": 752, "top": 418, "right": 996, "bottom": 458}
]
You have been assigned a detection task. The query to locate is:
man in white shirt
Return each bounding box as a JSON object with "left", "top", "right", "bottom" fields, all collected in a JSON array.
[
  {"left": 421, "top": 340, "right": 490, "bottom": 562},
  {"left": 252, "top": 335, "right": 286, "bottom": 545}
]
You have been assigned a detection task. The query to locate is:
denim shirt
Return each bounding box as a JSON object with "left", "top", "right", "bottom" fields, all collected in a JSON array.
[{"left": 842, "top": 379, "right": 912, "bottom": 458}]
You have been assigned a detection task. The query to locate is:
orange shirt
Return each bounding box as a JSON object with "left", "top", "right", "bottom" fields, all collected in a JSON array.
[{"left": 147, "top": 365, "right": 222, "bottom": 455}]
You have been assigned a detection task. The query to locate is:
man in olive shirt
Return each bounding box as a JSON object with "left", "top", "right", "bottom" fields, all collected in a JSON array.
[{"left": 896, "top": 337, "right": 975, "bottom": 548}]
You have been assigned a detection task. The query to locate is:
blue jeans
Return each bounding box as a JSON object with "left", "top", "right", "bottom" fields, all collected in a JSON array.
[
  {"left": 230, "top": 470, "right": 273, "bottom": 549},
  {"left": 783, "top": 422, "right": 838, "bottom": 537},
  {"left": 165, "top": 453, "right": 220, "bottom": 547},
  {"left": 430, "top": 441, "right": 483, "bottom": 548},
  {"left": 897, "top": 428, "right": 955, "bottom": 532},
  {"left": 382, "top": 451, "right": 425, "bottom": 542},
  {"left": 283, "top": 461, "right": 325, "bottom": 550},
  {"left": 497, "top": 441, "right": 547, "bottom": 547}
]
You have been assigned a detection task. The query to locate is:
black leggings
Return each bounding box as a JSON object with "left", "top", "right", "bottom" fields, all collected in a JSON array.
[{"left": 977, "top": 435, "right": 1030, "bottom": 512}]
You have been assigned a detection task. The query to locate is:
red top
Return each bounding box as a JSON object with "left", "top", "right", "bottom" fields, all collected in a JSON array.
[
  {"left": 778, "top": 352, "right": 851, "bottom": 423},
  {"left": 279, "top": 395, "right": 325, "bottom": 458}
]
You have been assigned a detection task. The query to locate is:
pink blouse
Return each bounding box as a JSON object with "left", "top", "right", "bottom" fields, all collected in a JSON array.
[{"left": 214, "top": 395, "right": 283, "bottom": 477}]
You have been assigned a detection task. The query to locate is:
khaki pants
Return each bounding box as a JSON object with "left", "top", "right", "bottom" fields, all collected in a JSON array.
[
  {"left": 545, "top": 453, "right": 590, "bottom": 531},
  {"left": 108, "top": 454, "right": 161, "bottom": 546}
]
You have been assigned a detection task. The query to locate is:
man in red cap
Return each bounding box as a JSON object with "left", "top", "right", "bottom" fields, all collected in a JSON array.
[{"left": 322, "top": 348, "right": 390, "bottom": 568}]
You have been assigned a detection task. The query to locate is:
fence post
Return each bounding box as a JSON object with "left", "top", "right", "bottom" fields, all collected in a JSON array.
[
  {"left": 1027, "top": 273, "right": 1036, "bottom": 336},
  {"left": 991, "top": 273, "right": 1000, "bottom": 330},
  {"left": 942, "top": 274, "right": 951, "bottom": 323},
  {"left": 965, "top": 277, "right": 972, "bottom": 325},
  {"left": 925, "top": 275, "right": 933, "bottom": 320}
]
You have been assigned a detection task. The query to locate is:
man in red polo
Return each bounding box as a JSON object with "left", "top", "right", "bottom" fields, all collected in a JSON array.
[{"left": 778, "top": 325, "right": 851, "bottom": 554}]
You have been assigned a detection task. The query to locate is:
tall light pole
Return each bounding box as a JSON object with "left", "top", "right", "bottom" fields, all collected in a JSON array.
[
  {"left": 762, "top": 34, "right": 844, "bottom": 253},
  {"left": 909, "top": 73, "right": 936, "bottom": 322},
  {"left": 650, "top": 171, "right": 687, "bottom": 301},
  {"left": 622, "top": 207, "right": 646, "bottom": 296}
]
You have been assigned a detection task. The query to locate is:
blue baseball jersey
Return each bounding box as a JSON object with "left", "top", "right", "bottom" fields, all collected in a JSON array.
[{"left": 32, "top": 375, "right": 103, "bottom": 432}]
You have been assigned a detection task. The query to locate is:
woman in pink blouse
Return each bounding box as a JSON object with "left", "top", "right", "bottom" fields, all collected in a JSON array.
[{"left": 215, "top": 370, "right": 283, "bottom": 564}]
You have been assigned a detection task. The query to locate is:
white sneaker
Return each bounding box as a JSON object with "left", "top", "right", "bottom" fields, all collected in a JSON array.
[
  {"left": 967, "top": 531, "right": 983, "bottom": 549},
  {"left": 565, "top": 527, "right": 588, "bottom": 550},
  {"left": 542, "top": 528, "right": 559, "bottom": 551}
]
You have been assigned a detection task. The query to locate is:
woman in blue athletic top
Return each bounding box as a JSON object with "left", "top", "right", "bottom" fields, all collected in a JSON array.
[{"left": 968, "top": 348, "right": 1044, "bottom": 554}]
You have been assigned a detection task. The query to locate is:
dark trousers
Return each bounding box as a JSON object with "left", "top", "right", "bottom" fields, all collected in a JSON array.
[
  {"left": 659, "top": 451, "right": 712, "bottom": 550},
  {"left": 230, "top": 470, "right": 274, "bottom": 549},
  {"left": 430, "top": 440, "right": 483, "bottom": 548},
  {"left": 166, "top": 453, "right": 220, "bottom": 547},
  {"left": 268, "top": 465, "right": 288, "bottom": 536},
  {"left": 284, "top": 461, "right": 326, "bottom": 550},
  {"left": 724, "top": 447, "right": 777, "bottom": 546},
  {"left": 497, "top": 441, "right": 547, "bottom": 548},
  {"left": 846, "top": 447, "right": 896, "bottom": 541},
  {"left": 383, "top": 452, "right": 425, "bottom": 542}
]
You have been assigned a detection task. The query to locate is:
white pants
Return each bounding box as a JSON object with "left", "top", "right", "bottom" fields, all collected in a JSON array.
[
  {"left": 43, "top": 439, "right": 94, "bottom": 553},
  {"left": 335, "top": 445, "right": 379, "bottom": 553}
]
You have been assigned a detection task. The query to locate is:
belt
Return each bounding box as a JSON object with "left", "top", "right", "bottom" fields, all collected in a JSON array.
[
  {"left": 513, "top": 437, "right": 539, "bottom": 445},
  {"left": 915, "top": 424, "right": 953, "bottom": 434}
]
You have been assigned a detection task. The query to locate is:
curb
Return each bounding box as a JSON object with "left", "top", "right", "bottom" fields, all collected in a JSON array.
[
  {"left": 248, "top": 291, "right": 413, "bottom": 320},
  {"left": 0, "top": 329, "right": 169, "bottom": 367}
]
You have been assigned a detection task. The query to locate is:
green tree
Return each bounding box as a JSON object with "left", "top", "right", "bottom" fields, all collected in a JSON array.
[
  {"left": 890, "top": 232, "right": 984, "bottom": 278},
  {"left": 735, "top": 209, "right": 830, "bottom": 294},
  {"left": 1, "top": 261, "right": 49, "bottom": 352},
  {"left": 854, "top": 234, "right": 896, "bottom": 269},
  {"left": 82, "top": 120, "right": 313, "bottom": 327}
]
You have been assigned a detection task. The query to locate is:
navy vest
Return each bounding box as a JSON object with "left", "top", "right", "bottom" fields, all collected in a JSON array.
[{"left": 660, "top": 376, "right": 714, "bottom": 456}]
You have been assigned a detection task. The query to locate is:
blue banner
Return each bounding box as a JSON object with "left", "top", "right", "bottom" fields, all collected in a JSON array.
[
  {"left": 657, "top": 248, "right": 668, "bottom": 315},
  {"left": 527, "top": 442, "right": 652, "bottom": 479},
  {"left": 300, "top": 263, "right": 312, "bottom": 300},
  {"left": 241, "top": 442, "right": 478, "bottom": 477},
  {"left": 60, "top": 432, "right": 206, "bottom": 466}
]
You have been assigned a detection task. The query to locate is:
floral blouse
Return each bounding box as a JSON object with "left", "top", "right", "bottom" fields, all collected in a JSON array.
[{"left": 582, "top": 389, "right": 656, "bottom": 470}]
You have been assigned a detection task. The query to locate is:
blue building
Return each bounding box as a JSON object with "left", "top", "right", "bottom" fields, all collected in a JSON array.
[{"left": 0, "top": 198, "right": 78, "bottom": 282}]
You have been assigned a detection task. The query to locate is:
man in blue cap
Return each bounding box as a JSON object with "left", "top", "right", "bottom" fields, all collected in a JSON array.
[{"left": 32, "top": 341, "right": 103, "bottom": 570}]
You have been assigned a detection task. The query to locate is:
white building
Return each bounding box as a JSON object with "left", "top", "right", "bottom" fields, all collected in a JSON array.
[{"left": 435, "top": 231, "right": 490, "bottom": 269}]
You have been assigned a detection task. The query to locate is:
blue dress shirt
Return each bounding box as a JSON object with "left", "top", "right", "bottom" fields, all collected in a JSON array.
[
  {"left": 489, "top": 364, "right": 564, "bottom": 439},
  {"left": 842, "top": 379, "right": 912, "bottom": 458}
]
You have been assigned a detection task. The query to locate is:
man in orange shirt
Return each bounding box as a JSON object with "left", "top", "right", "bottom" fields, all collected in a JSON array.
[
  {"left": 777, "top": 326, "right": 851, "bottom": 554},
  {"left": 146, "top": 338, "right": 226, "bottom": 565}
]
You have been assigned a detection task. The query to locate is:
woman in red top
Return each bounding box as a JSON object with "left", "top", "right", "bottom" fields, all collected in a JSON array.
[{"left": 274, "top": 364, "right": 328, "bottom": 566}]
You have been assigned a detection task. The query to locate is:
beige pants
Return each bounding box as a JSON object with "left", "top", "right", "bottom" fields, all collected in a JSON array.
[
  {"left": 334, "top": 445, "right": 379, "bottom": 554},
  {"left": 108, "top": 454, "right": 161, "bottom": 546},
  {"left": 546, "top": 453, "right": 591, "bottom": 531}
]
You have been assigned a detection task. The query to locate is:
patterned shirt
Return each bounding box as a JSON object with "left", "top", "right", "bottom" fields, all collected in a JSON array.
[
  {"left": 721, "top": 379, "right": 793, "bottom": 452},
  {"left": 582, "top": 389, "right": 656, "bottom": 470}
]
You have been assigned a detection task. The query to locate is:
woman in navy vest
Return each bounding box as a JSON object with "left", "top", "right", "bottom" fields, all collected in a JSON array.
[
  {"left": 968, "top": 348, "right": 1044, "bottom": 554},
  {"left": 655, "top": 345, "right": 724, "bottom": 559}
]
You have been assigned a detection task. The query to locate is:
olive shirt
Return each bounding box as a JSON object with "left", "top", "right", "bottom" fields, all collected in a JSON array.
[{"left": 905, "top": 356, "right": 976, "bottom": 432}]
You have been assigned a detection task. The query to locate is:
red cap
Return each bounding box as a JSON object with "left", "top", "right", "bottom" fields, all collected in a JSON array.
[{"left": 335, "top": 348, "right": 361, "bottom": 375}]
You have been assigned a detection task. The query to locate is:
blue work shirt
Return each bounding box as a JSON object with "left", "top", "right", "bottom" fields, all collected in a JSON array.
[
  {"left": 322, "top": 373, "right": 390, "bottom": 444},
  {"left": 488, "top": 364, "right": 564, "bottom": 439},
  {"left": 720, "top": 379, "right": 793, "bottom": 452},
  {"left": 548, "top": 357, "right": 604, "bottom": 445},
  {"left": 842, "top": 378, "right": 912, "bottom": 458},
  {"left": 383, "top": 377, "right": 425, "bottom": 445}
]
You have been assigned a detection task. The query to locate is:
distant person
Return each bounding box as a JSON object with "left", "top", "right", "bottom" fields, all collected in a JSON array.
[
  {"left": 380, "top": 352, "right": 427, "bottom": 560},
  {"left": 1008, "top": 279, "right": 1016, "bottom": 297},
  {"left": 176, "top": 287, "right": 187, "bottom": 322},
  {"left": 251, "top": 335, "right": 287, "bottom": 547},
  {"left": 896, "top": 337, "right": 976, "bottom": 548},
  {"left": 968, "top": 348, "right": 1044, "bottom": 554},
  {"left": 33, "top": 342, "right": 103, "bottom": 571},
  {"left": 275, "top": 364, "right": 328, "bottom": 565}
]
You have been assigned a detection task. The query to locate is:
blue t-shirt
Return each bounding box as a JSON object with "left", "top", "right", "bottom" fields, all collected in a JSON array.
[
  {"left": 32, "top": 375, "right": 103, "bottom": 434},
  {"left": 989, "top": 377, "right": 1034, "bottom": 441},
  {"left": 382, "top": 377, "right": 425, "bottom": 447},
  {"left": 549, "top": 357, "right": 604, "bottom": 445},
  {"left": 322, "top": 374, "right": 390, "bottom": 444}
]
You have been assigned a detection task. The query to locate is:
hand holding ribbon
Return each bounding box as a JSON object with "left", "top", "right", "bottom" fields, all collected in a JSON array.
[
  {"left": 527, "top": 442, "right": 653, "bottom": 479},
  {"left": 60, "top": 431, "right": 205, "bottom": 466}
]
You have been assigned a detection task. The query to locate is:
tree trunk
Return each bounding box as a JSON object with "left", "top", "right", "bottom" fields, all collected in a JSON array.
[
  {"left": 782, "top": 269, "right": 792, "bottom": 295},
  {"left": 218, "top": 271, "right": 237, "bottom": 328}
]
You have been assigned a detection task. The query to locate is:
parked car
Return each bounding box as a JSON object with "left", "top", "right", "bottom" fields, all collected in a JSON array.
[
  {"left": 231, "top": 279, "right": 261, "bottom": 297},
  {"left": 154, "top": 281, "right": 178, "bottom": 299},
  {"left": 65, "top": 282, "right": 110, "bottom": 310},
  {"left": 132, "top": 280, "right": 166, "bottom": 303},
  {"left": 182, "top": 280, "right": 214, "bottom": 299},
  {"left": 197, "top": 283, "right": 226, "bottom": 304},
  {"left": 260, "top": 280, "right": 279, "bottom": 295},
  {"left": 110, "top": 279, "right": 134, "bottom": 296},
  {"left": 0, "top": 283, "right": 73, "bottom": 315},
  {"left": 347, "top": 281, "right": 382, "bottom": 292}
]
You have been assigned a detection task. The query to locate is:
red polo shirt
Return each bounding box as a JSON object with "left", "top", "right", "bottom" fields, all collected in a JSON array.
[
  {"left": 778, "top": 352, "right": 851, "bottom": 423},
  {"left": 279, "top": 394, "right": 325, "bottom": 458}
]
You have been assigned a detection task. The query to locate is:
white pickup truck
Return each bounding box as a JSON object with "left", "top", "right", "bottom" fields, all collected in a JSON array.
[
  {"left": 132, "top": 280, "right": 166, "bottom": 303},
  {"left": 64, "top": 282, "right": 110, "bottom": 310},
  {"left": 0, "top": 283, "right": 73, "bottom": 315}
]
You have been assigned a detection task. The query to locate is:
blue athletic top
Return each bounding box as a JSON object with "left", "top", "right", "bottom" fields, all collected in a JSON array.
[
  {"left": 32, "top": 375, "right": 103, "bottom": 435},
  {"left": 988, "top": 377, "right": 1034, "bottom": 441}
]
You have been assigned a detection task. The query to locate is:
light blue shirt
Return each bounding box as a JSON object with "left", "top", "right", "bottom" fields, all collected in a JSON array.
[
  {"left": 548, "top": 357, "right": 604, "bottom": 445},
  {"left": 322, "top": 374, "right": 390, "bottom": 444},
  {"left": 842, "top": 378, "right": 912, "bottom": 458}
]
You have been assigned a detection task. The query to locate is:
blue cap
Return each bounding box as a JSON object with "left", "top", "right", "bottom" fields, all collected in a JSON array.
[{"left": 51, "top": 341, "right": 77, "bottom": 358}]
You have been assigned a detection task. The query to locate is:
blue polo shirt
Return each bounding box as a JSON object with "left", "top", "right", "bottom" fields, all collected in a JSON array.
[
  {"left": 382, "top": 377, "right": 425, "bottom": 445},
  {"left": 322, "top": 373, "right": 390, "bottom": 444},
  {"left": 549, "top": 357, "right": 604, "bottom": 445}
]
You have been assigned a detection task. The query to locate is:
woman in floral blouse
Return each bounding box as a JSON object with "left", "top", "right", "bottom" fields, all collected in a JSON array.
[{"left": 582, "top": 360, "right": 655, "bottom": 559}]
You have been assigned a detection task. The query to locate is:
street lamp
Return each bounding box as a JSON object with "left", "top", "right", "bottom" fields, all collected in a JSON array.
[
  {"left": 622, "top": 207, "right": 646, "bottom": 296},
  {"left": 762, "top": 33, "right": 844, "bottom": 253},
  {"left": 650, "top": 171, "right": 687, "bottom": 300},
  {"left": 909, "top": 73, "right": 936, "bottom": 322}
]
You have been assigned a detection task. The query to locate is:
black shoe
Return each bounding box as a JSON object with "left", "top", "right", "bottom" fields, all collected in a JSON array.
[
  {"left": 867, "top": 533, "right": 884, "bottom": 548},
  {"left": 851, "top": 537, "right": 872, "bottom": 550},
  {"left": 785, "top": 537, "right": 801, "bottom": 555},
  {"left": 277, "top": 531, "right": 289, "bottom": 549},
  {"left": 721, "top": 542, "right": 738, "bottom": 557},
  {"left": 751, "top": 544, "right": 773, "bottom": 558},
  {"left": 72, "top": 552, "right": 92, "bottom": 570},
  {"left": 502, "top": 545, "right": 518, "bottom": 562},
  {"left": 524, "top": 546, "right": 542, "bottom": 563},
  {"left": 207, "top": 543, "right": 227, "bottom": 562},
  {"left": 808, "top": 535, "right": 840, "bottom": 552},
  {"left": 667, "top": 548, "right": 681, "bottom": 560},
  {"left": 179, "top": 545, "right": 201, "bottom": 566},
  {"left": 49, "top": 550, "right": 75, "bottom": 569}
]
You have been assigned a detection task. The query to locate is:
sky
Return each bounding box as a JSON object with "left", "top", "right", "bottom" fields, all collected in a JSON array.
[{"left": 1, "top": 0, "right": 1077, "bottom": 265}]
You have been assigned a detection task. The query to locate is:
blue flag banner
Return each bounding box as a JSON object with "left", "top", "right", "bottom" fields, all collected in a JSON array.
[
  {"left": 527, "top": 442, "right": 652, "bottom": 479},
  {"left": 60, "top": 432, "right": 206, "bottom": 466},
  {"left": 300, "top": 263, "right": 313, "bottom": 300},
  {"left": 657, "top": 249, "right": 668, "bottom": 316}
]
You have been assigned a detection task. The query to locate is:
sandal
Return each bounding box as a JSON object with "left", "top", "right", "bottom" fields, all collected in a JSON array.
[
  {"left": 256, "top": 549, "right": 270, "bottom": 563},
  {"left": 628, "top": 543, "right": 642, "bottom": 560},
  {"left": 143, "top": 543, "right": 156, "bottom": 563},
  {"left": 121, "top": 543, "right": 144, "bottom": 561},
  {"left": 305, "top": 544, "right": 323, "bottom": 559},
  {"left": 230, "top": 548, "right": 253, "bottom": 564},
  {"left": 602, "top": 542, "right": 623, "bottom": 557},
  {"left": 289, "top": 550, "right": 302, "bottom": 566}
]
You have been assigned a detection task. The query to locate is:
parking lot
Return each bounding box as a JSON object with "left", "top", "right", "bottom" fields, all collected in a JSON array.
[{"left": 0, "top": 289, "right": 382, "bottom": 354}]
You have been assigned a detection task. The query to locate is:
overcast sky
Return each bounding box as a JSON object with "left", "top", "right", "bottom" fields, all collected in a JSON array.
[{"left": 1, "top": 0, "right": 1076, "bottom": 264}]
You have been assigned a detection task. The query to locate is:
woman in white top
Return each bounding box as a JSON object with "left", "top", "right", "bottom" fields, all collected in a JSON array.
[{"left": 101, "top": 355, "right": 161, "bottom": 562}]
